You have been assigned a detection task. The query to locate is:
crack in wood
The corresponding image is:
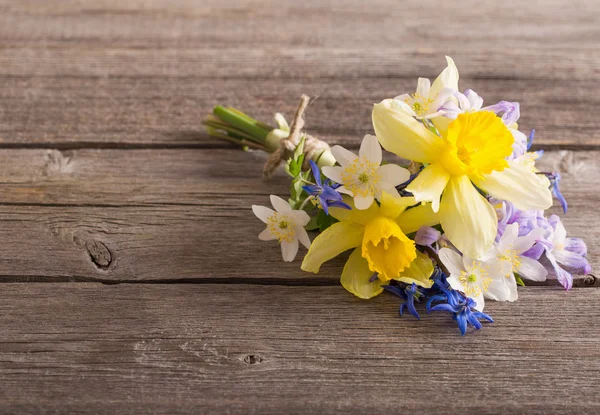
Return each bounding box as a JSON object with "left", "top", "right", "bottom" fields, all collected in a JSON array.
[{"left": 84, "top": 240, "right": 112, "bottom": 270}]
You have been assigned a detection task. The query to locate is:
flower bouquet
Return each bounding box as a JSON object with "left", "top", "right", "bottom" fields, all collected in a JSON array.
[{"left": 204, "top": 57, "right": 591, "bottom": 335}]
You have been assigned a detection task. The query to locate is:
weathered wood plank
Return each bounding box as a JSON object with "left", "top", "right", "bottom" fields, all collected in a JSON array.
[
  {"left": 0, "top": 0, "right": 598, "bottom": 147},
  {"left": 0, "top": 283, "right": 598, "bottom": 414},
  {"left": 0, "top": 149, "right": 594, "bottom": 283}
]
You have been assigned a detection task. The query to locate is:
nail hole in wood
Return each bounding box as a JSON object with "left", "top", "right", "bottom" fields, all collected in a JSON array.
[
  {"left": 243, "top": 354, "right": 264, "bottom": 365},
  {"left": 584, "top": 274, "right": 597, "bottom": 286},
  {"left": 85, "top": 240, "right": 112, "bottom": 270}
]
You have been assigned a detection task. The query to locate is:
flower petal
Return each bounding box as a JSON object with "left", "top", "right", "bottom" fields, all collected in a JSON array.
[
  {"left": 295, "top": 226, "right": 311, "bottom": 249},
  {"left": 372, "top": 99, "right": 445, "bottom": 163},
  {"left": 430, "top": 56, "right": 459, "bottom": 99},
  {"left": 554, "top": 249, "right": 591, "bottom": 274},
  {"left": 472, "top": 160, "right": 553, "bottom": 211},
  {"left": 517, "top": 256, "right": 548, "bottom": 281},
  {"left": 416, "top": 77, "right": 431, "bottom": 98},
  {"left": 330, "top": 145, "right": 357, "bottom": 167},
  {"left": 354, "top": 194, "right": 375, "bottom": 210},
  {"left": 439, "top": 175, "right": 497, "bottom": 258},
  {"left": 396, "top": 203, "right": 439, "bottom": 234},
  {"left": 301, "top": 221, "right": 364, "bottom": 273},
  {"left": 497, "top": 223, "right": 519, "bottom": 252},
  {"left": 406, "top": 162, "right": 450, "bottom": 212},
  {"left": 270, "top": 195, "right": 292, "bottom": 214},
  {"left": 329, "top": 196, "right": 379, "bottom": 225},
  {"left": 340, "top": 247, "right": 384, "bottom": 299},
  {"left": 290, "top": 209, "right": 311, "bottom": 227},
  {"left": 280, "top": 238, "right": 299, "bottom": 262},
  {"left": 321, "top": 165, "right": 345, "bottom": 185},
  {"left": 377, "top": 163, "right": 410, "bottom": 186},
  {"left": 258, "top": 228, "right": 276, "bottom": 241},
  {"left": 394, "top": 250, "right": 434, "bottom": 288},
  {"left": 359, "top": 134, "right": 382, "bottom": 166},
  {"left": 486, "top": 273, "right": 518, "bottom": 302},
  {"left": 512, "top": 227, "right": 544, "bottom": 254},
  {"left": 414, "top": 226, "right": 441, "bottom": 246},
  {"left": 438, "top": 248, "right": 465, "bottom": 276},
  {"left": 252, "top": 205, "right": 275, "bottom": 223},
  {"left": 379, "top": 192, "right": 415, "bottom": 220}
]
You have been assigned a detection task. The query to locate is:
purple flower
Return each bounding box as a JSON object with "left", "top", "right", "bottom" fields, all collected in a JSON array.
[
  {"left": 482, "top": 101, "right": 520, "bottom": 126},
  {"left": 303, "top": 160, "right": 351, "bottom": 215},
  {"left": 544, "top": 215, "right": 591, "bottom": 289},
  {"left": 383, "top": 283, "right": 421, "bottom": 320},
  {"left": 414, "top": 226, "right": 441, "bottom": 247}
]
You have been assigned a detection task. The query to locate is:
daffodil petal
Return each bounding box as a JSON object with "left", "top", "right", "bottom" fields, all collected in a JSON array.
[
  {"left": 301, "top": 221, "right": 364, "bottom": 273},
  {"left": 372, "top": 99, "right": 444, "bottom": 163},
  {"left": 341, "top": 247, "right": 384, "bottom": 299},
  {"left": 377, "top": 163, "right": 411, "bottom": 186},
  {"left": 329, "top": 196, "right": 379, "bottom": 225},
  {"left": 396, "top": 203, "right": 439, "bottom": 234},
  {"left": 358, "top": 134, "right": 382, "bottom": 165},
  {"left": 406, "top": 162, "right": 450, "bottom": 213},
  {"left": 472, "top": 161, "right": 553, "bottom": 211},
  {"left": 379, "top": 191, "right": 414, "bottom": 219},
  {"left": 394, "top": 250, "right": 434, "bottom": 288},
  {"left": 439, "top": 175, "right": 497, "bottom": 258},
  {"left": 330, "top": 145, "right": 357, "bottom": 167},
  {"left": 430, "top": 56, "right": 459, "bottom": 99}
]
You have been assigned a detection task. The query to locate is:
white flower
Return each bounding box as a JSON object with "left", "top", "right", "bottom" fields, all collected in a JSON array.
[
  {"left": 252, "top": 195, "right": 311, "bottom": 262},
  {"left": 485, "top": 223, "right": 548, "bottom": 282},
  {"left": 321, "top": 134, "right": 410, "bottom": 210},
  {"left": 438, "top": 247, "right": 513, "bottom": 311},
  {"left": 394, "top": 56, "right": 458, "bottom": 119}
]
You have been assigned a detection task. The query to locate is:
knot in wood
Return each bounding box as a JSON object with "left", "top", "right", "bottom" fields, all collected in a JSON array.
[
  {"left": 243, "top": 354, "right": 264, "bottom": 365},
  {"left": 85, "top": 240, "right": 112, "bottom": 270}
]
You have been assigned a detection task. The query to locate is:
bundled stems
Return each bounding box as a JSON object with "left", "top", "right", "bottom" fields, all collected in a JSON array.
[{"left": 203, "top": 95, "right": 336, "bottom": 178}]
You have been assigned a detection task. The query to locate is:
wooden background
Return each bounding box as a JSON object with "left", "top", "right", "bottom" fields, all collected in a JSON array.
[{"left": 0, "top": 0, "right": 599, "bottom": 413}]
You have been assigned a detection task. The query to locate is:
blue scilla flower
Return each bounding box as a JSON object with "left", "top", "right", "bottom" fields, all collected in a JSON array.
[
  {"left": 427, "top": 279, "right": 493, "bottom": 335},
  {"left": 383, "top": 282, "right": 421, "bottom": 320},
  {"left": 303, "top": 160, "right": 351, "bottom": 215}
]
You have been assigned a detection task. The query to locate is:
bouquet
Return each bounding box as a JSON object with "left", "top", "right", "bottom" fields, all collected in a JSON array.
[{"left": 204, "top": 57, "right": 592, "bottom": 335}]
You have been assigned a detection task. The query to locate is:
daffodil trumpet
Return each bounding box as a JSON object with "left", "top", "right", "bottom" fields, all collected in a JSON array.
[{"left": 238, "top": 56, "right": 590, "bottom": 335}]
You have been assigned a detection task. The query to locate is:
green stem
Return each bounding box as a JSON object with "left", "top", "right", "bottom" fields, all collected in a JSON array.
[{"left": 213, "top": 106, "right": 271, "bottom": 142}]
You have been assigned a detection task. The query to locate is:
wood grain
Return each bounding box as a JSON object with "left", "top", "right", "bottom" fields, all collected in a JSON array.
[
  {"left": 0, "top": 0, "right": 599, "bottom": 147},
  {"left": 0, "top": 283, "right": 598, "bottom": 414},
  {"left": 0, "top": 149, "right": 594, "bottom": 283}
]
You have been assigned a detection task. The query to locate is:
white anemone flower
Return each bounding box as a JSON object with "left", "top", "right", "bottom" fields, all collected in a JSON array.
[
  {"left": 485, "top": 223, "right": 548, "bottom": 283},
  {"left": 252, "top": 195, "right": 311, "bottom": 262},
  {"left": 322, "top": 134, "right": 410, "bottom": 210},
  {"left": 394, "top": 56, "right": 458, "bottom": 120},
  {"left": 438, "top": 247, "right": 513, "bottom": 311}
]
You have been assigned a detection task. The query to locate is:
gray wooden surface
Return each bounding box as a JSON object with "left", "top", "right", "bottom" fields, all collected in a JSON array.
[{"left": 0, "top": 0, "right": 598, "bottom": 413}]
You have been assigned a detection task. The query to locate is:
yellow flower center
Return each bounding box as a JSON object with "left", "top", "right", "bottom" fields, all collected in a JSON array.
[
  {"left": 266, "top": 213, "right": 295, "bottom": 243},
  {"left": 459, "top": 262, "right": 492, "bottom": 297},
  {"left": 341, "top": 157, "right": 381, "bottom": 197},
  {"left": 405, "top": 94, "right": 432, "bottom": 116},
  {"left": 439, "top": 111, "right": 514, "bottom": 179},
  {"left": 499, "top": 249, "right": 521, "bottom": 276},
  {"left": 361, "top": 216, "right": 416, "bottom": 281}
]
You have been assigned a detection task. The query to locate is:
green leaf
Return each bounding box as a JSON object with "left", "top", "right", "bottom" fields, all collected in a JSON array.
[
  {"left": 305, "top": 216, "right": 319, "bottom": 231},
  {"left": 315, "top": 209, "right": 339, "bottom": 233},
  {"left": 515, "top": 275, "right": 526, "bottom": 287}
]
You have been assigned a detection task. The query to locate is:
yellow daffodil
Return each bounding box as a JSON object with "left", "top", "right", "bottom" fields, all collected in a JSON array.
[
  {"left": 301, "top": 192, "right": 438, "bottom": 299},
  {"left": 372, "top": 100, "right": 552, "bottom": 259}
]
